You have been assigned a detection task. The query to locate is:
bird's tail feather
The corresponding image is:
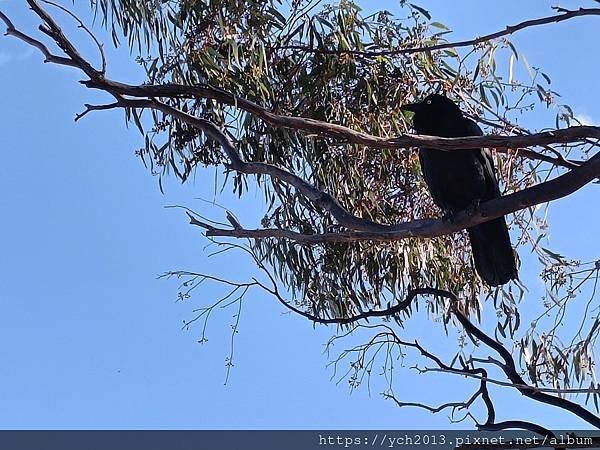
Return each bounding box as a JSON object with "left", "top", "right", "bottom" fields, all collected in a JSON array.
[{"left": 467, "top": 218, "right": 517, "bottom": 286}]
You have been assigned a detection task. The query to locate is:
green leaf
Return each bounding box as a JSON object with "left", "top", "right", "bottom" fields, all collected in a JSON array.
[
  {"left": 506, "top": 40, "right": 519, "bottom": 60},
  {"left": 541, "top": 72, "right": 552, "bottom": 84},
  {"left": 541, "top": 247, "right": 564, "bottom": 262},
  {"left": 430, "top": 21, "right": 450, "bottom": 31},
  {"left": 131, "top": 108, "right": 144, "bottom": 135},
  {"left": 410, "top": 3, "right": 431, "bottom": 20}
]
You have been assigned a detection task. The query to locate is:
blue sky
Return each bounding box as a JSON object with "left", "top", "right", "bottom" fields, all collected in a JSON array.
[{"left": 0, "top": 0, "right": 598, "bottom": 429}]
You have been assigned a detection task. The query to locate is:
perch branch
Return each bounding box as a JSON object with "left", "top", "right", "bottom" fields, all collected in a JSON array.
[
  {"left": 187, "top": 149, "right": 600, "bottom": 242},
  {"left": 82, "top": 78, "right": 599, "bottom": 168}
]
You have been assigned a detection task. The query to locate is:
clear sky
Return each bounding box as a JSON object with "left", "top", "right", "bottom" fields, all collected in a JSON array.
[{"left": 0, "top": 0, "right": 598, "bottom": 430}]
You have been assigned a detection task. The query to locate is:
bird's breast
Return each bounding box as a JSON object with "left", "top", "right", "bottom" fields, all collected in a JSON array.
[{"left": 419, "top": 148, "right": 488, "bottom": 212}]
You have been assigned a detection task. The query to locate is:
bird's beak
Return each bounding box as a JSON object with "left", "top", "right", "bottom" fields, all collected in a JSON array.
[{"left": 400, "top": 102, "right": 422, "bottom": 113}]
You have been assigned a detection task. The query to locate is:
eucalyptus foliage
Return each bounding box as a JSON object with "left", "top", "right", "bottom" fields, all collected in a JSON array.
[{"left": 88, "top": 0, "right": 598, "bottom": 409}]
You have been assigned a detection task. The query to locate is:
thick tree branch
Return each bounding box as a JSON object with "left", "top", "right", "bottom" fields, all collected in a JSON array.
[
  {"left": 75, "top": 95, "right": 600, "bottom": 238},
  {"left": 82, "top": 78, "right": 599, "bottom": 168},
  {"left": 269, "top": 7, "right": 600, "bottom": 58},
  {"left": 188, "top": 149, "right": 600, "bottom": 242}
]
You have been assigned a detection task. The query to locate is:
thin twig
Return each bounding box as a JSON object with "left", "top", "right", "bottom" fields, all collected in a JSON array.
[
  {"left": 40, "top": 0, "right": 106, "bottom": 73},
  {"left": 0, "top": 10, "right": 76, "bottom": 67}
]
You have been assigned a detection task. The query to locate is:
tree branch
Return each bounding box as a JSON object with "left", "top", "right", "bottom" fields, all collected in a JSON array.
[
  {"left": 386, "top": 330, "right": 496, "bottom": 427},
  {"left": 269, "top": 7, "right": 600, "bottom": 58},
  {"left": 418, "top": 288, "right": 600, "bottom": 429},
  {"left": 0, "top": 10, "right": 76, "bottom": 68},
  {"left": 327, "top": 288, "right": 600, "bottom": 429},
  {"left": 39, "top": 0, "right": 106, "bottom": 74},
  {"left": 187, "top": 149, "right": 600, "bottom": 242},
  {"left": 418, "top": 366, "right": 600, "bottom": 395},
  {"left": 25, "top": 0, "right": 101, "bottom": 78},
  {"left": 82, "top": 78, "right": 599, "bottom": 168}
]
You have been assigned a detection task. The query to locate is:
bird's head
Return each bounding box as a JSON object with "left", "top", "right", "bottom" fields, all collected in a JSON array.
[
  {"left": 400, "top": 93, "right": 462, "bottom": 116},
  {"left": 400, "top": 93, "right": 463, "bottom": 134}
]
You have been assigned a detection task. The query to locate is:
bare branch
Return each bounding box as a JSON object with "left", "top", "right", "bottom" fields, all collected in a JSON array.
[
  {"left": 40, "top": 0, "right": 106, "bottom": 74},
  {"left": 74, "top": 99, "right": 149, "bottom": 122},
  {"left": 419, "top": 288, "right": 600, "bottom": 429},
  {"left": 74, "top": 102, "right": 120, "bottom": 121},
  {"left": 386, "top": 330, "right": 496, "bottom": 427},
  {"left": 0, "top": 10, "right": 76, "bottom": 68},
  {"left": 25, "top": 0, "right": 101, "bottom": 79},
  {"left": 419, "top": 366, "right": 600, "bottom": 395},
  {"left": 384, "top": 392, "right": 475, "bottom": 415}
]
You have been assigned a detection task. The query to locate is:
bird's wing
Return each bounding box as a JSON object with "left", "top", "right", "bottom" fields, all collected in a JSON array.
[
  {"left": 463, "top": 117, "right": 484, "bottom": 137},
  {"left": 418, "top": 150, "right": 434, "bottom": 193},
  {"left": 464, "top": 118, "right": 501, "bottom": 198}
]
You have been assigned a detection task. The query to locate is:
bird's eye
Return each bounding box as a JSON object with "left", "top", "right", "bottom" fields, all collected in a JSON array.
[{"left": 426, "top": 100, "right": 432, "bottom": 105}]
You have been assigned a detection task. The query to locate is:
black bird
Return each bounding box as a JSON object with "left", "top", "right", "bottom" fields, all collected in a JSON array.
[{"left": 400, "top": 94, "right": 517, "bottom": 286}]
